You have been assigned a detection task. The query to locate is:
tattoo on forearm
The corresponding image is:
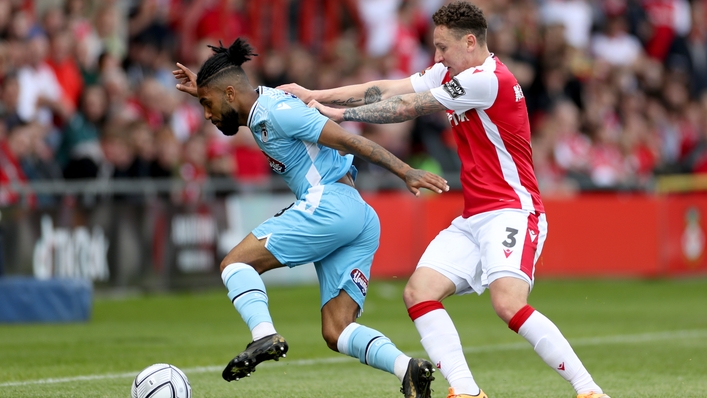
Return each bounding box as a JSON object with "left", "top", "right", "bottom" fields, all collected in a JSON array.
[
  {"left": 364, "top": 86, "right": 382, "bottom": 104},
  {"left": 328, "top": 98, "right": 362, "bottom": 106},
  {"left": 342, "top": 134, "right": 406, "bottom": 177},
  {"left": 342, "top": 92, "right": 446, "bottom": 124}
]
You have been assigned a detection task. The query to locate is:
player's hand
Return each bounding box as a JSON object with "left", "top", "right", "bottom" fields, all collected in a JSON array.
[
  {"left": 173, "top": 62, "right": 198, "bottom": 97},
  {"left": 404, "top": 169, "right": 449, "bottom": 196},
  {"left": 307, "top": 100, "right": 345, "bottom": 122},
  {"left": 277, "top": 83, "right": 313, "bottom": 103}
]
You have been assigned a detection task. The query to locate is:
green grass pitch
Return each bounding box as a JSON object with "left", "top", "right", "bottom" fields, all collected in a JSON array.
[{"left": 1, "top": 278, "right": 706, "bottom": 397}]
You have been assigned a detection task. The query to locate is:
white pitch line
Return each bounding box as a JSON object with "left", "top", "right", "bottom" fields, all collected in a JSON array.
[{"left": 1, "top": 328, "right": 705, "bottom": 388}]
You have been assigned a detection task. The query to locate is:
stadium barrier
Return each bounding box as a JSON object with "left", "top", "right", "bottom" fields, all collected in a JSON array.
[
  {"left": 367, "top": 191, "right": 707, "bottom": 279},
  {"left": 1, "top": 177, "right": 706, "bottom": 296}
]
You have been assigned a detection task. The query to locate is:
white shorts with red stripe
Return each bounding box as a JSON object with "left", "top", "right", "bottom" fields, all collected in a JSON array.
[{"left": 417, "top": 208, "right": 548, "bottom": 295}]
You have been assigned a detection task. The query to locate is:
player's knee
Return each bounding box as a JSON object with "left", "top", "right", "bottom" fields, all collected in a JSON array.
[
  {"left": 321, "top": 328, "right": 340, "bottom": 352},
  {"left": 403, "top": 281, "right": 432, "bottom": 307},
  {"left": 402, "top": 283, "right": 418, "bottom": 307},
  {"left": 218, "top": 259, "right": 255, "bottom": 274},
  {"left": 492, "top": 299, "right": 526, "bottom": 324},
  {"left": 219, "top": 259, "right": 230, "bottom": 273},
  {"left": 219, "top": 258, "right": 244, "bottom": 273}
]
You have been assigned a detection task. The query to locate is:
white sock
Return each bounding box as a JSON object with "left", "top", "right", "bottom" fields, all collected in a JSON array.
[
  {"left": 411, "top": 303, "right": 480, "bottom": 396},
  {"left": 514, "top": 307, "right": 602, "bottom": 394},
  {"left": 393, "top": 354, "right": 411, "bottom": 382},
  {"left": 252, "top": 321, "right": 277, "bottom": 341}
]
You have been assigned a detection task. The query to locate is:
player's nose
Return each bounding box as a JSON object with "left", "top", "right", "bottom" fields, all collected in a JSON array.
[{"left": 434, "top": 51, "right": 444, "bottom": 64}]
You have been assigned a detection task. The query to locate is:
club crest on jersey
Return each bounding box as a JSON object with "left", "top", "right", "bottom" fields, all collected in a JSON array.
[
  {"left": 260, "top": 125, "right": 268, "bottom": 142},
  {"left": 442, "top": 77, "right": 465, "bottom": 99},
  {"left": 264, "top": 152, "right": 286, "bottom": 173},
  {"left": 418, "top": 66, "right": 433, "bottom": 77},
  {"left": 350, "top": 269, "right": 368, "bottom": 296}
]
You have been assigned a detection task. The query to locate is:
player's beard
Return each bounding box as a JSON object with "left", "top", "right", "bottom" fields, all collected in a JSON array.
[{"left": 218, "top": 104, "right": 240, "bottom": 136}]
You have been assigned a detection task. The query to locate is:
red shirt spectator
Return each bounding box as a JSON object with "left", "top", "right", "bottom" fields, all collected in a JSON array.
[
  {"left": 46, "top": 31, "right": 83, "bottom": 108},
  {"left": 0, "top": 127, "right": 35, "bottom": 207}
]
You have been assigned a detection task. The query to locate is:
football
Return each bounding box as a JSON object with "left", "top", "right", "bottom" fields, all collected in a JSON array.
[{"left": 131, "top": 363, "right": 192, "bottom": 398}]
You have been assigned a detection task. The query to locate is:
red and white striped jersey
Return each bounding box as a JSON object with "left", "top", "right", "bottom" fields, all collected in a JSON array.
[{"left": 410, "top": 55, "right": 544, "bottom": 218}]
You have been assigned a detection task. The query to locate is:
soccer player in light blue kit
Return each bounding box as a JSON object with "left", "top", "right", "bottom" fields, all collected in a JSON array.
[{"left": 173, "top": 38, "right": 450, "bottom": 398}]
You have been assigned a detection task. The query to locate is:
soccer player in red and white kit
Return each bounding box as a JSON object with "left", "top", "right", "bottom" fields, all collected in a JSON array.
[{"left": 280, "top": 2, "right": 609, "bottom": 398}]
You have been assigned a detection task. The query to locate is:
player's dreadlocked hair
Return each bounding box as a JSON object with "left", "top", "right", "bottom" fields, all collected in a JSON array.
[
  {"left": 196, "top": 37, "right": 258, "bottom": 87},
  {"left": 432, "top": 1, "right": 487, "bottom": 44}
]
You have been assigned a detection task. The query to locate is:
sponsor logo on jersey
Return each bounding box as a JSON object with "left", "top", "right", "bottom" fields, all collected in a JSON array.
[
  {"left": 350, "top": 268, "right": 368, "bottom": 296},
  {"left": 447, "top": 111, "right": 470, "bottom": 126},
  {"left": 503, "top": 248, "right": 513, "bottom": 258},
  {"left": 529, "top": 230, "right": 537, "bottom": 242},
  {"left": 264, "top": 152, "right": 286, "bottom": 173},
  {"left": 276, "top": 102, "right": 291, "bottom": 110},
  {"left": 442, "top": 77, "right": 465, "bottom": 99},
  {"left": 513, "top": 84, "right": 525, "bottom": 102}
]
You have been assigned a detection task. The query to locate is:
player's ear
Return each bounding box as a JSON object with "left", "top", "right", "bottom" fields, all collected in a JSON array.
[
  {"left": 225, "top": 85, "right": 236, "bottom": 102},
  {"left": 466, "top": 33, "right": 476, "bottom": 49}
]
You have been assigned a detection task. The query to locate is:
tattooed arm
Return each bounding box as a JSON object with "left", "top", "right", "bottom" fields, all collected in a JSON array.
[
  {"left": 309, "top": 91, "right": 448, "bottom": 124},
  {"left": 278, "top": 78, "right": 414, "bottom": 107},
  {"left": 317, "top": 120, "right": 449, "bottom": 196}
]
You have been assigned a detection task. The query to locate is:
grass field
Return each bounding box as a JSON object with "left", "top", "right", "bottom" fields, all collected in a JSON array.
[{"left": 1, "top": 278, "right": 706, "bottom": 398}]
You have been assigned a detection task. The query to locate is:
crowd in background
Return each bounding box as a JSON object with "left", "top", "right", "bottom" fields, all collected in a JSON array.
[{"left": 1, "top": 0, "right": 707, "bottom": 207}]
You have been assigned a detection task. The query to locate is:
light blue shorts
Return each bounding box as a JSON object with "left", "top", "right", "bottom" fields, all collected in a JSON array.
[{"left": 252, "top": 183, "right": 380, "bottom": 311}]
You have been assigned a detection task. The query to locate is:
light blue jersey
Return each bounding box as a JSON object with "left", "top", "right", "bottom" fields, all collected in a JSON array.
[
  {"left": 248, "top": 86, "right": 378, "bottom": 311},
  {"left": 247, "top": 86, "right": 356, "bottom": 202}
]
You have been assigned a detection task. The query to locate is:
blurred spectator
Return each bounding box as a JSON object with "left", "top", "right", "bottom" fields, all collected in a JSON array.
[
  {"left": 540, "top": 0, "right": 594, "bottom": 51},
  {"left": 46, "top": 29, "right": 83, "bottom": 108},
  {"left": 20, "top": 122, "right": 63, "bottom": 206},
  {"left": 591, "top": 14, "right": 645, "bottom": 67},
  {"left": 621, "top": 110, "right": 661, "bottom": 184},
  {"left": 101, "top": 124, "right": 135, "bottom": 179},
  {"left": 0, "top": 0, "right": 12, "bottom": 39},
  {"left": 0, "top": 124, "right": 35, "bottom": 206},
  {"left": 124, "top": 77, "right": 168, "bottom": 130},
  {"left": 488, "top": 21, "right": 536, "bottom": 88},
  {"left": 59, "top": 85, "right": 107, "bottom": 178},
  {"left": 127, "top": 120, "right": 156, "bottom": 178},
  {"left": 586, "top": 129, "right": 625, "bottom": 188},
  {"left": 150, "top": 126, "right": 181, "bottom": 178},
  {"left": 357, "top": 0, "right": 401, "bottom": 57},
  {"left": 550, "top": 100, "right": 592, "bottom": 185},
  {"left": 640, "top": 0, "right": 691, "bottom": 61},
  {"left": 65, "top": 0, "right": 102, "bottom": 72},
  {"left": 17, "top": 32, "right": 73, "bottom": 129},
  {"left": 180, "top": 132, "right": 208, "bottom": 202},
  {"left": 0, "top": 71, "right": 22, "bottom": 131},
  {"left": 40, "top": 5, "right": 65, "bottom": 38},
  {"left": 666, "top": 0, "right": 707, "bottom": 99}
]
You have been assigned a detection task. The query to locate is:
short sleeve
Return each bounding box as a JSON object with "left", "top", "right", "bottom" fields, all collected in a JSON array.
[
  {"left": 429, "top": 69, "right": 498, "bottom": 113},
  {"left": 269, "top": 98, "right": 329, "bottom": 142},
  {"left": 409, "top": 63, "right": 448, "bottom": 93}
]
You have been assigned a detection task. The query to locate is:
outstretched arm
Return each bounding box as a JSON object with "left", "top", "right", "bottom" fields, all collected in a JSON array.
[
  {"left": 278, "top": 78, "right": 415, "bottom": 107},
  {"left": 309, "top": 91, "right": 448, "bottom": 124},
  {"left": 317, "top": 120, "right": 449, "bottom": 196}
]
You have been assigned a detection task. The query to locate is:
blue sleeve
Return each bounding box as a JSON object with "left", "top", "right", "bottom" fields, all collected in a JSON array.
[{"left": 268, "top": 99, "right": 328, "bottom": 142}]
